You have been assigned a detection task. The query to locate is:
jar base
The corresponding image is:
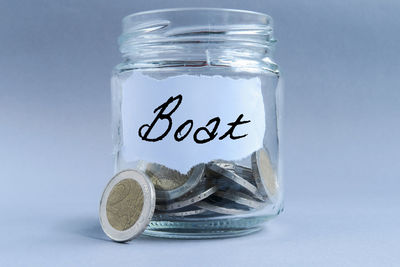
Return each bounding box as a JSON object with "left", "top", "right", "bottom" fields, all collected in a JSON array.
[
  {"left": 143, "top": 215, "right": 275, "bottom": 239},
  {"left": 143, "top": 227, "right": 262, "bottom": 239}
]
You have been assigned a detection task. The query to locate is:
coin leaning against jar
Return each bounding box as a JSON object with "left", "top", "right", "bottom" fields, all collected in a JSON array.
[{"left": 99, "top": 170, "right": 156, "bottom": 242}]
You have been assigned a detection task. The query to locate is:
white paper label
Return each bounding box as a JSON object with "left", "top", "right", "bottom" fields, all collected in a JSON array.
[{"left": 121, "top": 72, "right": 265, "bottom": 173}]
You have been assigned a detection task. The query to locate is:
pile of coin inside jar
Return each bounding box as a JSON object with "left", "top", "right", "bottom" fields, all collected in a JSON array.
[{"left": 100, "top": 148, "right": 278, "bottom": 242}]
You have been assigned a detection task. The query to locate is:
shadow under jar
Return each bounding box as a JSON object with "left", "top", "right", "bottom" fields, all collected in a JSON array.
[{"left": 111, "top": 8, "right": 283, "bottom": 239}]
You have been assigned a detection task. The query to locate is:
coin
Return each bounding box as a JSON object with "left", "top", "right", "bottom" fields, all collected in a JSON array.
[
  {"left": 209, "top": 161, "right": 256, "bottom": 185},
  {"left": 142, "top": 163, "right": 205, "bottom": 201},
  {"left": 195, "top": 201, "right": 249, "bottom": 215},
  {"left": 233, "top": 165, "right": 255, "bottom": 184},
  {"left": 99, "top": 169, "right": 155, "bottom": 242},
  {"left": 154, "top": 206, "right": 207, "bottom": 217},
  {"left": 156, "top": 182, "right": 218, "bottom": 211},
  {"left": 251, "top": 148, "right": 279, "bottom": 202},
  {"left": 214, "top": 191, "right": 266, "bottom": 209},
  {"left": 207, "top": 163, "right": 263, "bottom": 200}
]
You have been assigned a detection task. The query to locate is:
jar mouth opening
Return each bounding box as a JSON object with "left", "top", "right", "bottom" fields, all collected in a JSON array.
[{"left": 123, "top": 8, "right": 272, "bottom": 24}]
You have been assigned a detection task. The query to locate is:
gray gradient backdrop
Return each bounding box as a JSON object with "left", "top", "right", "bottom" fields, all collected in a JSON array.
[{"left": 1, "top": 1, "right": 399, "bottom": 266}]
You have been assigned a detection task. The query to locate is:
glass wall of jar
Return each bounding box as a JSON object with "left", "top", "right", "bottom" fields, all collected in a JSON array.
[{"left": 111, "top": 8, "right": 283, "bottom": 238}]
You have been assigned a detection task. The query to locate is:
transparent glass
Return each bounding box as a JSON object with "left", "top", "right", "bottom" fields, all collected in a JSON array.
[{"left": 111, "top": 8, "right": 283, "bottom": 238}]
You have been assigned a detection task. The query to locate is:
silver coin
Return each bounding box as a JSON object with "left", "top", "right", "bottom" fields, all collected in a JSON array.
[
  {"left": 195, "top": 201, "right": 249, "bottom": 215},
  {"left": 156, "top": 184, "right": 218, "bottom": 211},
  {"left": 234, "top": 165, "right": 255, "bottom": 182},
  {"left": 99, "top": 169, "right": 155, "bottom": 242},
  {"left": 210, "top": 161, "right": 255, "bottom": 184},
  {"left": 207, "top": 163, "right": 263, "bottom": 200},
  {"left": 141, "top": 162, "right": 205, "bottom": 201},
  {"left": 214, "top": 191, "right": 266, "bottom": 209},
  {"left": 251, "top": 148, "right": 279, "bottom": 202},
  {"left": 154, "top": 207, "right": 207, "bottom": 217}
]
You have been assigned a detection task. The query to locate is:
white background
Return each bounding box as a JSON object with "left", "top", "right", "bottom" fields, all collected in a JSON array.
[{"left": 1, "top": 0, "right": 399, "bottom": 266}]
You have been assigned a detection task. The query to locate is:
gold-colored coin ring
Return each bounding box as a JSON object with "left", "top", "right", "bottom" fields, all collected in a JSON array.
[{"left": 99, "top": 170, "right": 155, "bottom": 242}]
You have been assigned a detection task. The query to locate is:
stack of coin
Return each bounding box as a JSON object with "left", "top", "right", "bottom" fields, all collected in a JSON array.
[
  {"left": 99, "top": 148, "right": 279, "bottom": 241},
  {"left": 150, "top": 148, "right": 279, "bottom": 218}
]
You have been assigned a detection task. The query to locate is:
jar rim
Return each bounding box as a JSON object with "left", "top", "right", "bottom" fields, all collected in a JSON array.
[{"left": 122, "top": 7, "right": 272, "bottom": 25}]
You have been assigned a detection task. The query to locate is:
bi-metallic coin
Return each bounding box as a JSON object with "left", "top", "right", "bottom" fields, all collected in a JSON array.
[{"left": 99, "top": 170, "right": 155, "bottom": 242}]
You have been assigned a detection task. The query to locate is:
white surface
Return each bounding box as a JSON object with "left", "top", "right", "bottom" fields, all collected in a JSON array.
[{"left": 1, "top": 192, "right": 398, "bottom": 267}]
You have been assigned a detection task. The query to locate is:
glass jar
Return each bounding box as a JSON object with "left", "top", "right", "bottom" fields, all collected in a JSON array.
[{"left": 111, "top": 8, "right": 282, "bottom": 238}]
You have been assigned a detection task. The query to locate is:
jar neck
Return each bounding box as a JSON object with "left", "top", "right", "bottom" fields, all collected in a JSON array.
[{"left": 118, "top": 8, "right": 279, "bottom": 74}]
